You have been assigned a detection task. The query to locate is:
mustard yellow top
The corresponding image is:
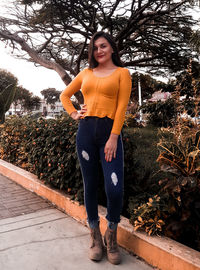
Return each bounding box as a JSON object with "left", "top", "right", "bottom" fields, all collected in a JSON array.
[{"left": 60, "top": 67, "right": 132, "bottom": 135}]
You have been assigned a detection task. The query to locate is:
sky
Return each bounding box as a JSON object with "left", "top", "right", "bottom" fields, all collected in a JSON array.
[{"left": 0, "top": 1, "right": 200, "bottom": 98}]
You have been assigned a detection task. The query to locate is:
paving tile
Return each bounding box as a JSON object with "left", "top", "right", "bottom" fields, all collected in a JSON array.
[
  {"left": 0, "top": 174, "right": 54, "bottom": 220},
  {"left": 0, "top": 209, "right": 13, "bottom": 219},
  {"left": 5, "top": 199, "right": 44, "bottom": 208},
  {"left": 28, "top": 202, "right": 53, "bottom": 210},
  {"left": 0, "top": 204, "right": 6, "bottom": 210}
]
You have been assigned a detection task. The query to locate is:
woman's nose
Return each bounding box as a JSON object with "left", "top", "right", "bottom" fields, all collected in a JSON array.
[{"left": 97, "top": 47, "right": 102, "bottom": 53}]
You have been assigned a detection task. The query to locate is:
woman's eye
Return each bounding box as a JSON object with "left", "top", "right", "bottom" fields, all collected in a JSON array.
[{"left": 93, "top": 44, "right": 106, "bottom": 51}]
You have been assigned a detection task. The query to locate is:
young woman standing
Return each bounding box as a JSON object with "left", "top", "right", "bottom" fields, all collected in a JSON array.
[{"left": 60, "top": 31, "right": 132, "bottom": 265}]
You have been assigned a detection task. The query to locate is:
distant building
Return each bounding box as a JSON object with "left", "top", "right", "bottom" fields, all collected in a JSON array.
[
  {"left": 40, "top": 100, "right": 64, "bottom": 117},
  {"left": 6, "top": 99, "right": 65, "bottom": 116},
  {"left": 6, "top": 103, "right": 21, "bottom": 116}
]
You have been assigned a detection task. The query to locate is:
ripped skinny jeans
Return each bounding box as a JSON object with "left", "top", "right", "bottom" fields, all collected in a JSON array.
[{"left": 76, "top": 116, "right": 124, "bottom": 228}]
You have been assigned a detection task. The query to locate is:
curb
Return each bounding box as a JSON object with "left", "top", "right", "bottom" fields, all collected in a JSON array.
[{"left": 0, "top": 159, "right": 199, "bottom": 270}]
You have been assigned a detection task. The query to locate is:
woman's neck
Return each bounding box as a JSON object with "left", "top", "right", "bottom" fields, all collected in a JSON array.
[{"left": 95, "top": 61, "right": 117, "bottom": 71}]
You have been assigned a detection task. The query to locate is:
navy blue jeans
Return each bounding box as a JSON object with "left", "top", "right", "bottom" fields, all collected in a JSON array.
[{"left": 76, "top": 116, "right": 124, "bottom": 228}]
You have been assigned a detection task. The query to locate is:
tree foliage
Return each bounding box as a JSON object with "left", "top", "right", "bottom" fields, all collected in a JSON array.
[
  {"left": 142, "top": 59, "right": 200, "bottom": 127},
  {"left": 41, "top": 88, "right": 61, "bottom": 105},
  {"left": 0, "top": 69, "right": 18, "bottom": 123},
  {"left": 131, "top": 72, "right": 168, "bottom": 102},
  {"left": 0, "top": 0, "right": 199, "bottom": 104},
  {"left": 13, "top": 86, "right": 41, "bottom": 113},
  {"left": 175, "top": 61, "right": 200, "bottom": 99}
]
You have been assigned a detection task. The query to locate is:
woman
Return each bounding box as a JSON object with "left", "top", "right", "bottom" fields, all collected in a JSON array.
[{"left": 60, "top": 31, "right": 132, "bottom": 265}]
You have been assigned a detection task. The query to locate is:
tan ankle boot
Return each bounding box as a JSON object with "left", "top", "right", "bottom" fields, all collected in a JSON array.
[
  {"left": 89, "top": 227, "right": 104, "bottom": 261},
  {"left": 104, "top": 227, "right": 121, "bottom": 265}
]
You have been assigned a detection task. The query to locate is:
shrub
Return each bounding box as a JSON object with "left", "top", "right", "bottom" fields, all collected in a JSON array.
[
  {"left": 122, "top": 126, "right": 165, "bottom": 218},
  {"left": 131, "top": 61, "right": 200, "bottom": 251},
  {"left": 157, "top": 127, "right": 200, "bottom": 250},
  {"left": 0, "top": 115, "right": 83, "bottom": 201},
  {"left": 0, "top": 116, "right": 32, "bottom": 169},
  {"left": 124, "top": 113, "right": 139, "bottom": 128},
  {"left": 124, "top": 126, "right": 169, "bottom": 224},
  {"left": 0, "top": 115, "right": 161, "bottom": 210},
  {"left": 130, "top": 195, "right": 168, "bottom": 235},
  {"left": 129, "top": 126, "right": 200, "bottom": 251},
  {"left": 141, "top": 98, "right": 177, "bottom": 127},
  {"left": 25, "top": 115, "right": 83, "bottom": 201}
]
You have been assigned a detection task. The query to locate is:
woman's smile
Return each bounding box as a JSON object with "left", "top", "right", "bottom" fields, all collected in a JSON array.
[{"left": 97, "top": 54, "right": 104, "bottom": 58}]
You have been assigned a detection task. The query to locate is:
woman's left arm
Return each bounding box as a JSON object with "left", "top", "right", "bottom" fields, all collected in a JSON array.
[{"left": 104, "top": 68, "right": 132, "bottom": 162}]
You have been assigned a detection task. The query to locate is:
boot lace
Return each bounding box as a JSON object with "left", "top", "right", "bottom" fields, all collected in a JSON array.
[
  {"left": 91, "top": 229, "right": 102, "bottom": 248},
  {"left": 108, "top": 230, "right": 118, "bottom": 253}
]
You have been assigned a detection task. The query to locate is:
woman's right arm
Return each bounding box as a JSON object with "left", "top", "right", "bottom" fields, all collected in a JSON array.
[{"left": 60, "top": 70, "right": 85, "bottom": 117}]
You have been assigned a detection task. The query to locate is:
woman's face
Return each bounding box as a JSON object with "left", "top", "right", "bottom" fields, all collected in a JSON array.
[{"left": 93, "top": 37, "right": 113, "bottom": 65}]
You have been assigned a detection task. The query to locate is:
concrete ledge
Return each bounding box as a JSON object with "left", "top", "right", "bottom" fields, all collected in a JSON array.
[{"left": 0, "top": 159, "right": 199, "bottom": 270}]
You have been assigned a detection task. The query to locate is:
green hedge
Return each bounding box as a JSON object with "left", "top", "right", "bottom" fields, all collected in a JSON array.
[{"left": 0, "top": 114, "right": 161, "bottom": 208}]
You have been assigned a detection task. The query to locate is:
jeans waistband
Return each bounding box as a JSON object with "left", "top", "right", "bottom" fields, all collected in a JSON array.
[{"left": 84, "top": 116, "right": 99, "bottom": 119}]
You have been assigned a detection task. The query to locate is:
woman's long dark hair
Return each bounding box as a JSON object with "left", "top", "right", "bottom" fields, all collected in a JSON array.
[{"left": 88, "top": 31, "right": 123, "bottom": 68}]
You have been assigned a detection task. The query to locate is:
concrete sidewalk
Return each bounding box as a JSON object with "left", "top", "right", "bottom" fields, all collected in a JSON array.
[{"left": 0, "top": 174, "right": 154, "bottom": 270}]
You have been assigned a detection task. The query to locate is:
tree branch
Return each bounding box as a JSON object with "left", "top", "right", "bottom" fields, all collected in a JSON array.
[
  {"left": 107, "top": 0, "right": 121, "bottom": 18},
  {"left": 36, "top": 34, "right": 54, "bottom": 53},
  {"left": 0, "top": 29, "right": 83, "bottom": 103}
]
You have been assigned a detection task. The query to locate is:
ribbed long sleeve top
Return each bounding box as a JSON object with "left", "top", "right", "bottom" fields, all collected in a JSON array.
[{"left": 60, "top": 67, "right": 132, "bottom": 135}]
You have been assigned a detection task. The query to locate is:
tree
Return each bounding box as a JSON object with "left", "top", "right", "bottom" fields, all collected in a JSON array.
[
  {"left": 0, "top": 0, "right": 200, "bottom": 104},
  {"left": 24, "top": 95, "right": 41, "bottom": 112},
  {"left": 0, "top": 69, "right": 18, "bottom": 123},
  {"left": 131, "top": 72, "right": 168, "bottom": 102},
  {"left": 190, "top": 30, "right": 200, "bottom": 54},
  {"left": 142, "top": 98, "right": 178, "bottom": 127},
  {"left": 41, "top": 87, "right": 61, "bottom": 115},
  {"left": 13, "top": 86, "right": 41, "bottom": 113},
  {"left": 141, "top": 60, "right": 200, "bottom": 126},
  {"left": 31, "top": 96, "right": 41, "bottom": 111},
  {"left": 41, "top": 88, "right": 61, "bottom": 105},
  {"left": 174, "top": 60, "right": 200, "bottom": 118}
]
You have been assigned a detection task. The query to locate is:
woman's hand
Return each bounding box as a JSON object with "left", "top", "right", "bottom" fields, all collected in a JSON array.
[
  {"left": 70, "top": 104, "right": 87, "bottom": 120},
  {"left": 104, "top": 133, "right": 119, "bottom": 162}
]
